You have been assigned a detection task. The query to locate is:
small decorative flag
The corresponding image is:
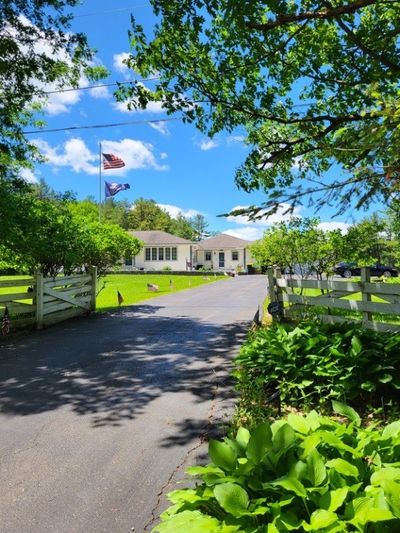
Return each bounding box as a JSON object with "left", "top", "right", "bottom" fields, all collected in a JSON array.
[
  {"left": 2, "top": 306, "right": 10, "bottom": 336},
  {"left": 104, "top": 181, "right": 130, "bottom": 198},
  {"left": 117, "top": 290, "right": 124, "bottom": 306},
  {"left": 169, "top": 279, "right": 175, "bottom": 290},
  {"left": 103, "top": 153, "right": 125, "bottom": 170}
]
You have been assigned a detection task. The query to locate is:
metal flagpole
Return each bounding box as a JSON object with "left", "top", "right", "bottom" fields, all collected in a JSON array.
[{"left": 99, "top": 142, "right": 102, "bottom": 222}]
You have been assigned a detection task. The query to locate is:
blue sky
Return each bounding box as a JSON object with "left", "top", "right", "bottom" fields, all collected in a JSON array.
[{"left": 24, "top": 0, "right": 369, "bottom": 239}]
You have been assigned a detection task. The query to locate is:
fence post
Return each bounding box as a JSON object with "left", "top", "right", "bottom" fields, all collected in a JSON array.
[
  {"left": 35, "top": 270, "right": 44, "bottom": 330},
  {"left": 361, "top": 266, "right": 372, "bottom": 325},
  {"left": 89, "top": 266, "right": 97, "bottom": 312},
  {"left": 267, "top": 267, "right": 277, "bottom": 303}
]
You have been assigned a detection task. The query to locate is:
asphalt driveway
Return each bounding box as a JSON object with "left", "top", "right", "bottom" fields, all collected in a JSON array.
[{"left": 0, "top": 275, "right": 266, "bottom": 533}]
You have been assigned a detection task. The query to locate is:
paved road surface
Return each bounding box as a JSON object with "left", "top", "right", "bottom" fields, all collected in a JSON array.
[{"left": 0, "top": 275, "right": 266, "bottom": 533}]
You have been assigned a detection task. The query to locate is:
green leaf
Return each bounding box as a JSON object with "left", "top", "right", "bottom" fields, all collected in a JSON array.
[
  {"left": 303, "top": 509, "right": 339, "bottom": 531},
  {"left": 331, "top": 401, "right": 361, "bottom": 427},
  {"left": 306, "top": 448, "right": 327, "bottom": 486},
  {"left": 306, "top": 411, "right": 321, "bottom": 431},
  {"left": 350, "top": 335, "right": 362, "bottom": 356},
  {"left": 247, "top": 422, "right": 272, "bottom": 463},
  {"left": 271, "top": 476, "right": 307, "bottom": 497},
  {"left": 209, "top": 440, "right": 237, "bottom": 472},
  {"left": 371, "top": 468, "right": 400, "bottom": 486},
  {"left": 382, "top": 421, "right": 400, "bottom": 439},
  {"left": 272, "top": 423, "right": 296, "bottom": 452},
  {"left": 381, "top": 480, "right": 400, "bottom": 517},
  {"left": 320, "top": 487, "right": 349, "bottom": 512},
  {"left": 152, "top": 510, "right": 239, "bottom": 532},
  {"left": 378, "top": 374, "right": 393, "bottom": 384},
  {"left": 214, "top": 483, "right": 249, "bottom": 517},
  {"left": 326, "top": 458, "right": 359, "bottom": 478},
  {"left": 236, "top": 427, "right": 250, "bottom": 450},
  {"left": 287, "top": 413, "right": 310, "bottom": 434}
]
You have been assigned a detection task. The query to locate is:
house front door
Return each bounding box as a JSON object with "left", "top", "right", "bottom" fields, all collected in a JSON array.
[{"left": 219, "top": 252, "right": 225, "bottom": 268}]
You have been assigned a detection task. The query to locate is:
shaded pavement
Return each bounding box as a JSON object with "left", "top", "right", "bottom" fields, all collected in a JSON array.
[{"left": 0, "top": 275, "right": 266, "bottom": 533}]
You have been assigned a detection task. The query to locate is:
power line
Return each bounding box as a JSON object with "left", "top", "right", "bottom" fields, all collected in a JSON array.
[
  {"left": 42, "top": 77, "right": 158, "bottom": 96},
  {"left": 23, "top": 116, "right": 180, "bottom": 135},
  {"left": 74, "top": 4, "right": 148, "bottom": 18}
]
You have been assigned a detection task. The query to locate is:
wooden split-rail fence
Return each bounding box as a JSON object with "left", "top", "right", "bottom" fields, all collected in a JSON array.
[
  {"left": 0, "top": 268, "right": 97, "bottom": 332},
  {"left": 267, "top": 267, "right": 400, "bottom": 332}
]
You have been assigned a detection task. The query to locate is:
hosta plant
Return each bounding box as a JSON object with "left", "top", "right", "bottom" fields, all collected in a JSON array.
[
  {"left": 153, "top": 403, "right": 400, "bottom": 532},
  {"left": 234, "top": 321, "right": 400, "bottom": 416}
]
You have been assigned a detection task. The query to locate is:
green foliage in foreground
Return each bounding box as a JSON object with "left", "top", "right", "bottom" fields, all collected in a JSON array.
[
  {"left": 154, "top": 405, "right": 400, "bottom": 532},
  {"left": 234, "top": 321, "right": 400, "bottom": 422},
  {"left": 96, "top": 274, "right": 222, "bottom": 312}
]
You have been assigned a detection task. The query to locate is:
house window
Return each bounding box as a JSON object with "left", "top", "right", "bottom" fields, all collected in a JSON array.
[
  {"left": 158, "top": 248, "right": 164, "bottom": 260},
  {"left": 232, "top": 251, "right": 239, "bottom": 261},
  {"left": 125, "top": 256, "right": 133, "bottom": 266},
  {"left": 205, "top": 251, "right": 212, "bottom": 261},
  {"left": 151, "top": 247, "right": 157, "bottom": 261},
  {"left": 165, "top": 247, "right": 171, "bottom": 260},
  {"left": 172, "top": 247, "right": 177, "bottom": 260},
  {"left": 145, "top": 248, "right": 151, "bottom": 261}
]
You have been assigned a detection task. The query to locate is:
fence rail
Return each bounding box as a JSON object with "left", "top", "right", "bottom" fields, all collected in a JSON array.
[
  {"left": 0, "top": 268, "right": 97, "bottom": 333},
  {"left": 267, "top": 267, "right": 400, "bottom": 332}
]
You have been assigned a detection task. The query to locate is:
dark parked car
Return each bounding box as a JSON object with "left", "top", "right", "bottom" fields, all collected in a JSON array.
[{"left": 333, "top": 262, "right": 399, "bottom": 278}]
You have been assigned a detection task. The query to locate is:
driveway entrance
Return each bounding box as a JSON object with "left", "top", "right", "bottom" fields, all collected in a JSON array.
[{"left": 0, "top": 275, "right": 266, "bottom": 533}]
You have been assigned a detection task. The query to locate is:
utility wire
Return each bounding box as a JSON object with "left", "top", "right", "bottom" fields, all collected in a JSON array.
[
  {"left": 74, "top": 4, "right": 148, "bottom": 18},
  {"left": 23, "top": 116, "right": 180, "bottom": 135},
  {"left": 42, "top": 77, "right": 158, "bottom": 96}
]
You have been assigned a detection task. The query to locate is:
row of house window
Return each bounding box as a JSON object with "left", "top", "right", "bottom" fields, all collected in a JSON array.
[
  {"left": 145, "top": 247, "right": 178, "bottom": 261},
  {"left": 204, "top": 251, "right": 239, "bottom": 261}
]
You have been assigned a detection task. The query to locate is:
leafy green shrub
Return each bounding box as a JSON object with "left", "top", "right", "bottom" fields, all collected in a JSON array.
[
  {"left": 162, "top": 265, "right": 172, "bottom": 271},
  {"left": 234, "top": 321, "right": 400, "bottom": 418},
  {"left": 153, "top": 404, "right": 400, "bottom": 532}
]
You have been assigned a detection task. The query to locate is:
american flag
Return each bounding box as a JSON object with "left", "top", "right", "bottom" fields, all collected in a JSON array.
[
  {"left": 2, "top": 306, "right": 10, "bottom": 336},
  {"left": 102, "top": 153, "right": 126, "bottom": 170}
]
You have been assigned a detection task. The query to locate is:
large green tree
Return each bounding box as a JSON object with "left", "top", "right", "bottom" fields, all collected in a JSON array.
[
  {"left": 0, "top": 0, "right": 107, "bottom": 173},
  {"left": 118, "top": 0, "right": 400, "bottom": 216},
  {"left": 251, "top": 218, "right": 345, "bottom": 279},
  {"left": 0, "top": 182, "right": 141, "bottom": 276}
]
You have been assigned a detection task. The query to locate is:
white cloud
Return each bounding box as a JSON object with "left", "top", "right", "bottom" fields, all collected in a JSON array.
[
  {"left": 112, "top": 99, "right": 165, "bottom": 114},
  {"left": 33, "top": 138, "right": 98, "bottom": 175},
  {"left": 227, "top": 135, "right": 246, "bottom": 144},
  {"left": 89, "top": 85, "right": 110, "bottom": 99},
  {"left": 113, "top": 52, "right": 131, "bottom": 78},
  {"left": 9, "top": 15, "right": 107, "bottom": 115},
  {"left": 157, "top": 203, "right": 201, "bottom": 219},
  {"left": 199, "top": 139, "right": 219, "bottom": 151},
  {"left": 224, "top": 204, "right": 350, "bottom": 240},
  {"left": 33, "top": 137, "right": 168, "bottom": 175},
  {"left": 318, "top": 221, "right": 350, "bottom": 233},
  {"left": 20, "top": 168, "right": 38, "bottom": 183},
  {"left": 223, "top": 227, "right": 264, "bottom": 241},
  {"left": 227, "top": 203, "right": 302, "bottom": 226},
  {"left": 149, "top": 121, "right": 170, "bottom": 135},
  {"left": 160, "top": 152, "right": 168, "bottom": 160}
]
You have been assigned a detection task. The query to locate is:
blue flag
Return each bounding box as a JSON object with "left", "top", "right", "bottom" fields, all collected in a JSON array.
[{"left": 104, "top": 181, "right": 130, "bottom": 198}]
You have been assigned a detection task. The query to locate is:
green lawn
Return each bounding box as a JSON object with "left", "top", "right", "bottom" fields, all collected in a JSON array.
[
  {"left": 0, "top": 273, "right": 226, "bottom": 314},
  {"left": 96, "top": 273, "right": 225, "bottom": 312}
]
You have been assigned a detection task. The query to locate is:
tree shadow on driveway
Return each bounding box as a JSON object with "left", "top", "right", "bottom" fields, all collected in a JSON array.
[{"left": 0, "top": 307, "right": 248, "bottom": 433}]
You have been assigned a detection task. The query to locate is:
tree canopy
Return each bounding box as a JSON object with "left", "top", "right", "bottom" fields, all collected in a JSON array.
[
  {"left": 118, "top": 0, "right": 400, "bottom": 216},
  {"left": 0, "top": 0, "right": 107, "bottom": 173}
]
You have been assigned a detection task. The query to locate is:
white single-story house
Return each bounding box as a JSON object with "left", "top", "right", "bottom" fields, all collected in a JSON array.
[
  {"left": 124, "top": 230, "right": 194, "bottom": 271},
  {"left": 123, "top": 231, "right": 255, "bottom": 272},
  {"left": 194, "top": 234, "right": 255, "bottom": 272}
]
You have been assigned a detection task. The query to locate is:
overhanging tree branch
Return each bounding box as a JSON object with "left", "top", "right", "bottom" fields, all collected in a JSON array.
[{"left": 246, "top": 0, "right": 377, "bottom": 31}]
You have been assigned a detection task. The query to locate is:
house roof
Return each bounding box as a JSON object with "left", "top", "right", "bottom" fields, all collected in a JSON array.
[
  {"left": 197, "top": 233, "right": 252, "bottom": 250},
  {"left": 129, "top": 230, "right": 193, "bottom": 245}
]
